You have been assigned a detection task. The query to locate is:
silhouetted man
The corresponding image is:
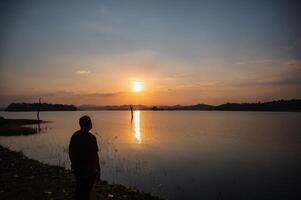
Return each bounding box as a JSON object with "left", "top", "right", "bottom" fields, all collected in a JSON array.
[{"left": 69, "top": 116, "right": 100, "bottom": 200}]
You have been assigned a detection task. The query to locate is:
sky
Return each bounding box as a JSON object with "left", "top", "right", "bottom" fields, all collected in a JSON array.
[{"left": 1, "top": 0, "right": 301, "bottom": 106}]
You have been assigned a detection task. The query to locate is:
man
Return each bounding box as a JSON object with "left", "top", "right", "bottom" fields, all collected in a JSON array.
[{"left": 69, "top": 116, "right": 100, "bottom": 200}]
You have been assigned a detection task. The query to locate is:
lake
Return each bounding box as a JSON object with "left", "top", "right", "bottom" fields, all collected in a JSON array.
[{"left": 0, "top": 111, "right": 300, "bottom": 199}]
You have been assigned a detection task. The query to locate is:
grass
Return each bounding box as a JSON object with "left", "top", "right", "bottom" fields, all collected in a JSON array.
[
  {"left": 0, "top": 115, "right": 163, "bottom": 200},
  {"left": 0, "top": 145, "right": 163, "bottom": 200}
]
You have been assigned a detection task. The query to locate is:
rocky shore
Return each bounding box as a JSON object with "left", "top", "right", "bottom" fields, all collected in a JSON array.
[{"left": 0, "top": 145, "right": 162, "bottom": 200}]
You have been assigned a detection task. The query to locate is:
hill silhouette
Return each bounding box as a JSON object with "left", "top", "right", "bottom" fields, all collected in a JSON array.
[
  {"left": 5, "top": 103, "right": 77, "bottom": 112},
  {"left": 5, "top": 99, "right": 301, "bottom": 112},
  {"left": 215, "top": 99, "right": 301, "bottom": 111},
  {"left": 78, "top": 99, "right": 301, "bottom": 111}
]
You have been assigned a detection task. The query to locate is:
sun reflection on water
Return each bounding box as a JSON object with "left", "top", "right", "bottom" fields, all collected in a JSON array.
[{"left": 134, "top": 110, "right": 142, "bottom": 143}]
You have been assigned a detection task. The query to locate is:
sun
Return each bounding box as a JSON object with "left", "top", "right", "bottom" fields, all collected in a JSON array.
[{"left": 132, "top": 81, "right": 144, "bottom": 92}]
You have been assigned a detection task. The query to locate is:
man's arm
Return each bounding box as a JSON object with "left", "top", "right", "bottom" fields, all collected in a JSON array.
[
  {"left": 93, "top": 136, "right": 101, "bottom": 180},
  {"left": 95, "top": 152, "right": 100, "bottom": 180},
  {"left": 68, "top": 136, "right": 75, "bottom": 170}
]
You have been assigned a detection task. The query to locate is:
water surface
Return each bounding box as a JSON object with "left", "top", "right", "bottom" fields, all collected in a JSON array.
[{"left": 0, "top": 111, "right": 300, "bottom": 199}]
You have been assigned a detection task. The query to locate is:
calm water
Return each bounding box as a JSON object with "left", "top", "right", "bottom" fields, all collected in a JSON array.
[{"left": 0, "top": 111, "right": 300, "bottom": 199}]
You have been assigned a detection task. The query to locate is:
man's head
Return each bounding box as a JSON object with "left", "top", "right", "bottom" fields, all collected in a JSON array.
[{"left": 79, "top": 115, "right": 92, "bottom": 131}]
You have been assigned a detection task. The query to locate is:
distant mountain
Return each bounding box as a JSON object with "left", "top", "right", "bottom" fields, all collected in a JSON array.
[
  {"left": 78, "top": 103, "right": 215, "bottom": 111},
  {"left": 6, "top": 99, "right": 300, "bottom": 112},
  {"left": 77, "top": 99, "right": 301, "bottom": 111},
  {"left": 215, "top": 99, "right": 301, "bottom": 111},
  {"left": 77, "top": 104, "right": 149, "bottom": 111},
  {"left": 155, "top": 104, "right": 215, "bottom": 110},
  {"left": 5, "top": 103, "right": 77, "bottom": 112}
]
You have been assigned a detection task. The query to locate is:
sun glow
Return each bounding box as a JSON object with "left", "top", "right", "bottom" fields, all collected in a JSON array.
[{"left": 132, "top": 81, "right": 144, "bottom": 92}]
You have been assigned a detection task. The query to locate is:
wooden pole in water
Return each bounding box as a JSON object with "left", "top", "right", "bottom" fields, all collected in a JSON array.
[
  {"left": 37, "top": 98, "right": 42, "bottom": 133},
  {"left": 130, "top": 104, "right": 134, "bottom": 121},
  {"left": 37, "top": 98, "right": 41, "bottom": 121}
]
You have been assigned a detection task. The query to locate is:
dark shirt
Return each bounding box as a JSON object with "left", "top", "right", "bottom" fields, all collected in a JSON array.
[{"left": 69, "top": 130, "right": 100, "bottom": 178}]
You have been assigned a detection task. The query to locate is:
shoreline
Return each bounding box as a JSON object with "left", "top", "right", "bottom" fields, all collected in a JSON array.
[
  {"left": 2, "top": 109, "right": 301, "bottom": 112},
  {"left": 0, "top": 117, "right": 45, "bottom": 136},
  {"left": 0, "top": 145, "right": 162, "bottom": 200},
  {"left": 3, "top": 99, "right": 300, "bottom": 112}
]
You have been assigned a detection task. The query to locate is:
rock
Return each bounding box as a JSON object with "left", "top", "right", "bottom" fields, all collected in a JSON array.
[
  {"left": 108, "top": 194, "right": 114, "bottom": 198},
  {"left": 44, "top": 191, "right": 52, "bottom": 195}
]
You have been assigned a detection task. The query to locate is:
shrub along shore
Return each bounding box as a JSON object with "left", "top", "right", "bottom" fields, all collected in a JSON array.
[{"left": 0, "top": 116, "right": 44, "bottom": 136}]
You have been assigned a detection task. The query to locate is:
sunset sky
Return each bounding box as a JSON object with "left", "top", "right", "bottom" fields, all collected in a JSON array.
[{"left": 1, "top": 0, "right": 301, "bottom": 106}]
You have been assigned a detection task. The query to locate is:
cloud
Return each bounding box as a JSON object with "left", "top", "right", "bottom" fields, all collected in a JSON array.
[
  {"left": 81, "top": 92, "right": 121, "bottom": 98},
  {"left": 284, "top": 59, "right": 298, "bottom": 66},
  {"left": 149, "top": 73, "right": 190, "bottom": 82},
  {"left": 0, "top": 91, "right": 124, "bottom": 107},
  {"left": 235, "top": 58, "right": 273, "bottom": 66},
  {"left": 77, "top": 5, "right": 123, "bottom": 36},
  {"left": 236, "top": 62, "right": 246, "bottom": 65},
  {"left": 49, "top": 91, "right": 122, "bottom": 98},
  {"left": 76, "top": 70, "right": 91, "bottom": 75},
  {"left": 253, "top": 59, "right": 273, "bottom": 64},
  {"left": 228, "top": 65, "right": 301, "bottom": 87}
]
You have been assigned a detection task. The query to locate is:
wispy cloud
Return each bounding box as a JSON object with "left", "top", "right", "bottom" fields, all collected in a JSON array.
[
  {"left": 284, "top": 59, "right": 298, "bottom": 66},
  {"left": 227, "top": 64, "right": 301, "bottom": 87},
  {"left": 253, "top": 59, "right": 273, "bottom": 64},
  {"left": 235, "top": 58, "right": 273, "bottom": 65},
  {"left": 82, "top": 92, "right": 121, "bottom": 98},
  {"left": 236, "top": 62, "right": 246, "bottom": 65},
  {"left": 76, "top": 70, "right": 91, "bottom": 75},
  {"left": 0, "top": 91, "right": 124, "bottom": 106}
]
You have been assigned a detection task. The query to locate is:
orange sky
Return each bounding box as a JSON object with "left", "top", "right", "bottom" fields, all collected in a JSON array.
[{"left": 1, "top": 1, "right": 301, "bottom": 106}]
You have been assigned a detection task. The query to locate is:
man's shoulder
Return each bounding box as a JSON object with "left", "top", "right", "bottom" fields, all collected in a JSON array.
[
  {"left": 71, "top": 130, "right": 81, "bottom": 137},
  {"left": 72, "top": 131, "right": 96, "bottom": 139},
  {"left": 71, "top": 130, "right": 84, "bottom": 141},
  {"left": 88, "top": 132, "right": 99, "bottom": 151},
  {"left": 88, "top": 132, "right": 97, "bottom": 140}
]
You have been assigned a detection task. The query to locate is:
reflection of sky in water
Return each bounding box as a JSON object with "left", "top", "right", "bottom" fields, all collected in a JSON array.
[{"left": 0, "top": 111, "right": 300, "bottom": 199}]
